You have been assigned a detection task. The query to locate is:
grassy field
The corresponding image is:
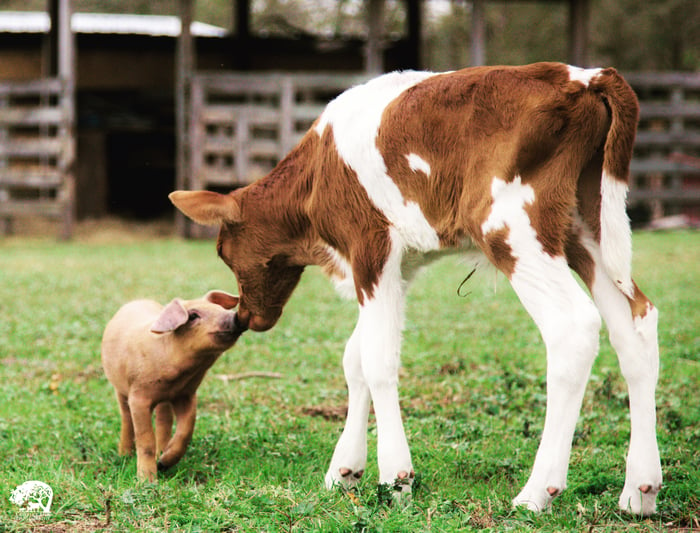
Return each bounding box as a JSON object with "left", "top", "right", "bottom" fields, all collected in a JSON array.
[{"left": 0, "top": 227, "right": 698, "bottom": 532}]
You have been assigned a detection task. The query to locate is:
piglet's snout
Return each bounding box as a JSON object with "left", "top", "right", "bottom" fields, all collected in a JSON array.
[{"left": 214, "top": 312, "right": 247, "bottom": 344}]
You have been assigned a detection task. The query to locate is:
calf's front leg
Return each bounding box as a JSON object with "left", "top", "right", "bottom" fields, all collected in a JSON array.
[
  {"left": 325, "top": 321, "right": 370, "bottom": 488},
  {"left": 326, "top": 242, "right": 413, "bottom": 494}
]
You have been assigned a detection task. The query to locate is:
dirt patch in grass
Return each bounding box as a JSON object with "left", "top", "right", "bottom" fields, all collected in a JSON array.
[{"left": 300, "top": 405, "right": 348, "bottom": 421}]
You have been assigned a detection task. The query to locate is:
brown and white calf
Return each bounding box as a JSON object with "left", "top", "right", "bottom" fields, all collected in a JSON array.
[{"left": 170, "top": 62, "right": 661, "bottom": 515}]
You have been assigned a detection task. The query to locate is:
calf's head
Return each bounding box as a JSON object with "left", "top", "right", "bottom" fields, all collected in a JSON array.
[{"left": 169, "top": 190, "right": 304, "bottom": 332}]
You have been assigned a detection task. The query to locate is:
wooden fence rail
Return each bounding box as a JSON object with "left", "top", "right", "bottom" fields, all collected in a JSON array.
[
  {"left": 188, "top": 70, "right": 700, "bottom": 228},
  {"left": 188, "top": 72, "right": 369, "bottom": 192},
  {"left": 626, "top": 71, "right": 700, "bottom": 216},
  {"left": 0, "top": 78, "right": 74, "bottom": 238}
]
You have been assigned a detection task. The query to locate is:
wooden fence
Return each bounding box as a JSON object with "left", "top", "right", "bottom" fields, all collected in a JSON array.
[
  {"left": 188, "top": 72, "right": 369, "bottom": 191},
  {"left": 187, "top": 70, "right": 700, "bottom": 226},
  {"left": 626, "top": 71, "right": 700, "bottom": 218},
  {"left": 0, "top": 78, "right": 74, "bottom": 238}
]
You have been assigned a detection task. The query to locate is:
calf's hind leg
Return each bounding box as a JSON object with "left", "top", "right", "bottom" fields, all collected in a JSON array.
[
  {"left": 480, "top": 177, "right": 601, "bottom": 511},
  {"left": 573, "top": 236, "right": 662, "bottom": 515},
  {"left": 507, "top": 252, "right": 601, "bottom": 511}
]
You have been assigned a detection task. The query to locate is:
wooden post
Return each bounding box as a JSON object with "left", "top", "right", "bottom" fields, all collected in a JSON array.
[
  {"left": 365, "top": 0, "right": 385, "bottom": 74},
  {"left": 471, "top": 0, "right": 486, "bottom": 66},
  {"left": 235, "top": 0, "right": 251, "bottom": 70},
  {"left": 279, "top": 77, "right": 294, "bottom": 157},
  {"left": 405, "top": 0, "right": 422, "bottom": 69},
  {"left": 55, "top": 0, "right": 75, "bottom": 240},
  {"left": 236, "top": 0, "right": 250, "bottom": 40},
  {"left": 0, "top": 93, "right": 8, "bottom": 235},
  {"left": 568, "top": 0, "right": 590, "bottom": 67},
  {"left": 176, "top": 0, "right": 194, "bottom": 236}
]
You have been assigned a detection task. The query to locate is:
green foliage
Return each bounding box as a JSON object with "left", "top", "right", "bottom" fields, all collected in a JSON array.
[
  {"left": 592, "top": 0, "right": 700, "bottom": 70},
  {"left": 0, "top": 230, "right": 697, "bottom": 531},
  {"left": 1, "top": 0, "right": 697, "bottom": 70}
]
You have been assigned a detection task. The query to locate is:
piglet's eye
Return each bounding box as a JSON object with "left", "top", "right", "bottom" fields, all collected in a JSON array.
[{"left": 188, "top": 311, "right": 201, "bottom": 322}]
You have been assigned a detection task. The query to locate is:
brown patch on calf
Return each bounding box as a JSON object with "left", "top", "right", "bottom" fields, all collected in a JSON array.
[
  {"left": 564, "top": 228, "right": 596, "bottom": 290},
  {"left": 483, "top": 227, "right": 516, "bottom": 278},
  {"left": 628, "top": 282, "right": 654, "bottom": 319},
  {"left": 306, "top": 128, "right": 392, "bottom": 304},
  {"left": 376, "top": 63, "right": 614, "bottom": 269}
]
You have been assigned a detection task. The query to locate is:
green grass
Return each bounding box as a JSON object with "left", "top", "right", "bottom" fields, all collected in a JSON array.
[{"left": 0, "top": 229, "right": 698, "bottom": 532}]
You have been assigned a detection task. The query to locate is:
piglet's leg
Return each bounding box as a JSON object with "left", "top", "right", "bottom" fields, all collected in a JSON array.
[
  {"left": 128, "top": 394, "right": 157, "bottom": 482},
  {"left": 116, "top": 392, "right": 135, "bottom": 456},
  {"left": 157, "top": 395, "right": 197, "bottom": 471},
  {"left": 155, "top": 402, "right": 174, "bottom": 457}
]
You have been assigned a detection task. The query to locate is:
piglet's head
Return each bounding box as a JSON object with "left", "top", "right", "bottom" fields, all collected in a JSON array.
[
  {"left": 169, "top": 190, "right": 304, "bottom": 332},
  {"left": 150, "top": 290, "right": 243, "bottom": 353}
]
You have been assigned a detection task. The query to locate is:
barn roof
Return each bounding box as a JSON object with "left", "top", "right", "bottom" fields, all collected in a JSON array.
[{"left": 0, "top": 11, "right": 226, "bottom": 38}]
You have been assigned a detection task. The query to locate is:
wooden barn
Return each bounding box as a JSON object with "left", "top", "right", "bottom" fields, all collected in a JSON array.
[{"left": 0, "top": 0, "right": 697, "bottom": 237}]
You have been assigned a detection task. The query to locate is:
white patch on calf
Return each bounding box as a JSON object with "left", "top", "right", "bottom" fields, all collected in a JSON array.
[
  {"left": 600, "top": 170, "right": 633, "bottom": 297},
  {"left": 316, "top": 71, "right": 441, "bottom": 252},
  {"left": 481, "top": 176, "right": 535, "bottom": 238},
  {"left": 567, "top": 65, "right": 603, "bottom": 86},
  {"left": 405, "top": 153, "right": 431, "bottom": 177}
]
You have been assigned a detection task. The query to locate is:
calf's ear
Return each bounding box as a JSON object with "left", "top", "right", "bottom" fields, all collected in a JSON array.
[
  {"left": 168, "top": 190, "right": 242, "bottom": 226},
  {"left": 205, "top": 290, "right": 240, "bottom": 310},
  {"left": 151, "top": 299, "right": 189, "bottom": 333}
]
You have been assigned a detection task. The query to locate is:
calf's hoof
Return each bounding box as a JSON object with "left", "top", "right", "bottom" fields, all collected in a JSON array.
[
  {"left": 512, "top": 484, "right": 562, "bottom": 512},
  {"left": 325, "top": 466, "right": 364, "bottom": 490},
  {"left": 618, "top": 483, "right": 661, "bottom": 516}
]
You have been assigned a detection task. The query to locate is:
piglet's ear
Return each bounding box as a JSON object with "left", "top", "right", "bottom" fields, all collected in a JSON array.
[
  {"left": 151, "top": 299, "right": 189, "bottom": 333},
  {"left": 205, "top": 290, "right": 239, "bottom": 310},
  {"left": 168, "top": 190, "right": 242, "bottom": 226}
]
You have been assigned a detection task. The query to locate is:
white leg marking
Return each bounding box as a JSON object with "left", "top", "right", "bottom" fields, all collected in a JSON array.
[
  {"left": 600, "top": 170, "right": 633, "bottom": 298},
  {"left": 405, "top": 153, "right": 431, "bottom": 177},
  {"left": 511, "top": 265, "right": 601, "bottom": 512},
  {"left": 361, "top": 230, "right": 413, "bottom": 488},
  {"left": 580, "top": 232, "right": 662, "bottom": 515},
  {"left": 567, "top": 65, "right": 603, "bottom": 86},
  {"left": 325, "top": 230, "right": 413, "bottom": 493},
  {"left": 315, "top": 71, "right": 441, "bottom": 252},
  {"left": 325, "top": 320, "right": 370, "bottom": 489},
  {"left": 483, "top": 177, "right": 601, "bottom": 512}
]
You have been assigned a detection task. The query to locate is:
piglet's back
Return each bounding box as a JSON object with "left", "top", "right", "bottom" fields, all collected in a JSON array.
[{"left": 101, "top": 300, "right": 163, "bottom": 391}]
